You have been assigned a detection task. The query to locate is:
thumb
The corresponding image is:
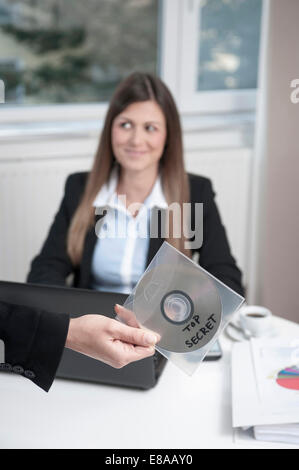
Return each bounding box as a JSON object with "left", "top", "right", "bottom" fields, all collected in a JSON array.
[
  {"left": 114, "top": 322, "right": 160, "bottom": 347},
  {"left": 114, "top": 304, "right": 139, "bottom": 328}
]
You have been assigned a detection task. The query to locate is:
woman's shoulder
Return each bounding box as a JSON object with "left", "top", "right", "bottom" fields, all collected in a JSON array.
[
  {"left": 65, "top": 172, "right": 89, "bottom": 191},
  {"left": 187, "top": 172, "right": 214, "bottom": 199},
  {"left": 62, "top": 172, "right": 89, "bottom": 212},
  {"left": 187, "top": 172, "right": 211, "bottom": 185}
]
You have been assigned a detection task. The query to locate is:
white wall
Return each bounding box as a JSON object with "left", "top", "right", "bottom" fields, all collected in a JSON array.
[{"left": 259, "top": 0, "right": 299, "bottom": 323}]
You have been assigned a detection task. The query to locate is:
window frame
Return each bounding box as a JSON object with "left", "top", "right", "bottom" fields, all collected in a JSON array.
[{"left": 0, "top": 102, "right": 108, "bottom": 124}]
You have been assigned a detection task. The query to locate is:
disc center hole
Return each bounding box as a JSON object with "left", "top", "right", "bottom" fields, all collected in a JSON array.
[{"left": 162, "top": 291, "right": 193, "bottom": 324}]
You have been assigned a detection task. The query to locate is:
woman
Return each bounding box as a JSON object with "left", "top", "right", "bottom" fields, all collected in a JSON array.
[{"left": 27, "top": 72, "right": 244, "bottom": 297}]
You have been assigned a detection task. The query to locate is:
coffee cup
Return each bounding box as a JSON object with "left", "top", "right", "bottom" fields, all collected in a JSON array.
[{"left": 239, "top": 305, "right": 273, "bottom": 338}]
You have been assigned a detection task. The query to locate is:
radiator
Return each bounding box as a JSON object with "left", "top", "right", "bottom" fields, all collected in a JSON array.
[
  {"left": 0, "top": 156, "right": 92, "bottom": 282},
  {"left": 186, "top": 148, "right": 251, "bottom": 282}
]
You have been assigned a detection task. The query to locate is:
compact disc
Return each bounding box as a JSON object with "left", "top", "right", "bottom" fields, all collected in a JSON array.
[{"left": 133, "top": 263, "right": 222, "bottom": 353}]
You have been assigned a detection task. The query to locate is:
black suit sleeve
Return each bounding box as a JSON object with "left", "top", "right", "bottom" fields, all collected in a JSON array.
[
  {"left": 27, "top": 175, "right": 75, "bottom": 286},
  {"left": 0, "top": 301, "right": 69, "bottom": 391},
  {"left": 197, "top": 178, "right": 245, "bottom": 297}
]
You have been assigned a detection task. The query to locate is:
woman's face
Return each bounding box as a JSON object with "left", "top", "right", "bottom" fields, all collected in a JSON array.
[{"left": 111, "top": 100, "right": 167, "bottom": 174}]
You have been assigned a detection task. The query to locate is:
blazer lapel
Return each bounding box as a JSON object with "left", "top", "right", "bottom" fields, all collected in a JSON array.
[
  {"left": 145, "top": 207, "right": 166, "bottom": 267},
  {"left": 146, "top": 236, "right": 164, "bottom": 268}
]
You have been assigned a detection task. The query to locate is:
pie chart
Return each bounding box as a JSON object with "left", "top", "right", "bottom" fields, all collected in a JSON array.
[{"left": 276, "top": 365, "right": 299, "bottom": 391}]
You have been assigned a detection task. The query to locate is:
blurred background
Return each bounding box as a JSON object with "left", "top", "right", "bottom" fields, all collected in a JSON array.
[{"left": 0, "top": 0, "right": 298, "bottom": 322}]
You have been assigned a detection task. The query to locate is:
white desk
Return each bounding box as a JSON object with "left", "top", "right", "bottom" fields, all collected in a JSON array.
[{"left": 0, "top": 316, "right": 299, "bottom": 449}]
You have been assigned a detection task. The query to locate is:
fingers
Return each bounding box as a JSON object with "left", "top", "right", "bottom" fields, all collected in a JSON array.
[
  {"left": 133, "top": 345, "right": 156, "bottom": 359},
  {"left": 112, "top": 317, "right": 160, "bottom": 347},
  {"left": 114, "top": 305, "right": 161, "bottom": 345},
  {"left": 117, "top": 345, "right": 156, "bottom": 368},
  {"left": 68, "top": 314, "right": 158, "bottom": 370}
]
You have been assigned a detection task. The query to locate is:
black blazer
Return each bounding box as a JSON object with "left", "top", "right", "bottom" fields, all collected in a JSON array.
[
  {"left": 27, "top": 172, "right": 244, "bottom": 296},
  {"left": 0, "top": 300, "right": 69, "bottom": 392}
]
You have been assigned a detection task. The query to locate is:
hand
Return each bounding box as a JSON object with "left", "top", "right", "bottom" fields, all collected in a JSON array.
[{"left": 65, "top": 309, "right": 159, "bottom": 369}]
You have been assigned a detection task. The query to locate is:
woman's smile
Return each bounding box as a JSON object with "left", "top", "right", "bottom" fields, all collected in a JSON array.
[{"left": 124, "top": 148, "right": 147, "bottom": 157}]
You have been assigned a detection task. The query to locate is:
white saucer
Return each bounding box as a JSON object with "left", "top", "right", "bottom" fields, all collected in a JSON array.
[
  {"left": 225, "top": 323, "right": 249, "bottom": 342},
  {"left": 225, "top": 321, "right": 277, "bottom": 342}
]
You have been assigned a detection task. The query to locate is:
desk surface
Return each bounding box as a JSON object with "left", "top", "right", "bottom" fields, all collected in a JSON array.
[{"left": 1, "top": 315, "right": 299, "bottom": 449}]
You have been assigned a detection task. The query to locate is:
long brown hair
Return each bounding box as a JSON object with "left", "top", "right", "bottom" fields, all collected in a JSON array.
[{"left": 67, "top": 72, "right": 190, "bottom": 265}]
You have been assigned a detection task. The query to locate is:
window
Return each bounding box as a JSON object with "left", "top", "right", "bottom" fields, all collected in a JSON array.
[
  {"left": 161, "top": 0, "right": 263, "bottom": 113},
  {"left": 0, "top": 0, "right": 263, "bottom": 123},
  {"left": 197, "top": 0, "right": 262, "bottom": 91},
  {"left": 0, "top": 0, "right": 159, "bottom": 105}
]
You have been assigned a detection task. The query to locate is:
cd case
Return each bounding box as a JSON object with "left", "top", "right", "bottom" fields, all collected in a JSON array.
[{"left": 117, "top": 242, "right": 245, "bottom": 375}]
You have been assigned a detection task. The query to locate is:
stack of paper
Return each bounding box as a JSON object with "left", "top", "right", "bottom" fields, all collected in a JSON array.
[
  {"left": 254, "top": 424, "right": 299, "bottom": 445},
  {"left": 232, "top": 338, "right": 299, "bottom": 445}
]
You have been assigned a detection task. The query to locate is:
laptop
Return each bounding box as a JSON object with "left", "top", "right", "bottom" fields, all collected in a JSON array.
[
  {"left": 0, "top": 280, "right": 167, "bottom": 390},
  {"left": 0, "top": 280, "right": 222, "bottom": 388}
]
